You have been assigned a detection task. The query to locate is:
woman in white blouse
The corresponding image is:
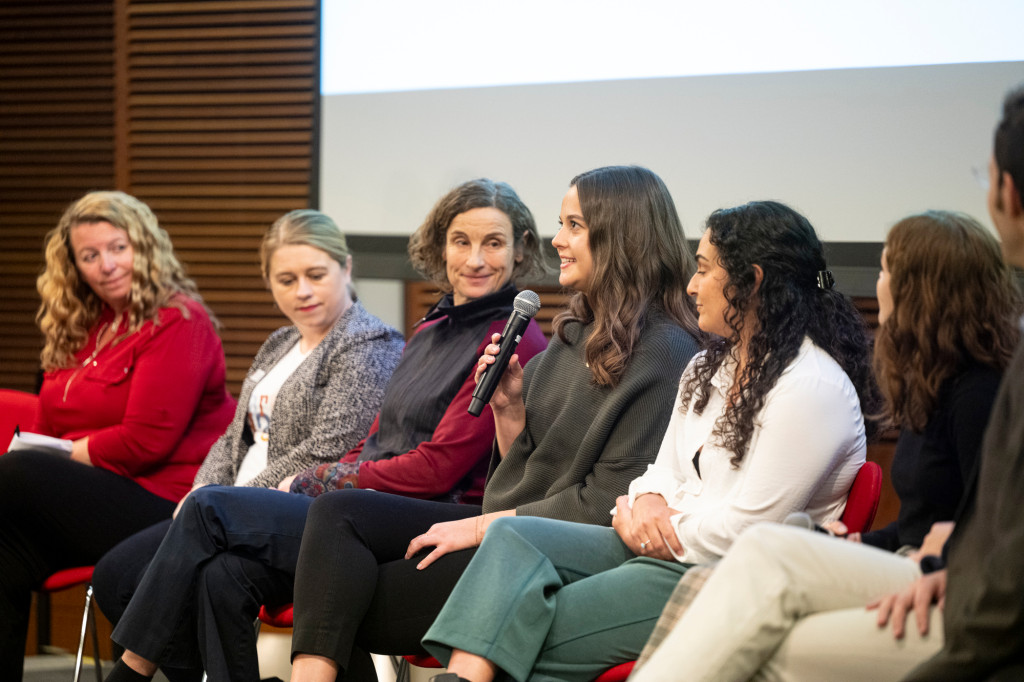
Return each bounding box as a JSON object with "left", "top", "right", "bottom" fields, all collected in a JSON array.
[{"left": 419, "top": 200, "right": 881, "bottom": 682}]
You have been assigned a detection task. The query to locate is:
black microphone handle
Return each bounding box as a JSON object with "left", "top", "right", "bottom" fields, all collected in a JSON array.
[{"left": 468, "top": 310, "right": 532, "bottom": 417}]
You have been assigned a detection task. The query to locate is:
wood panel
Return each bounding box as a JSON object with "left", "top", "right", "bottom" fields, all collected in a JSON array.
[
  {"left": 0, "top": 1, "right": 117, "bottom": 393},
  {"left": 120, "top": 0, "right": 320, "bottom": 395},
  {"left": 0, "top": 0, "right": 320, "bottom": 398}
]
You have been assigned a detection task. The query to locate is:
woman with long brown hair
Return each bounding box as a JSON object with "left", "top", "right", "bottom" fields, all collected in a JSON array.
[
  {"left": 276, "top": 165, "right": 702, "bottom": 682},
  {"left": 421, "top": 199, "right": 877, "bottom": 682},
  {"left": 628, "top": 210, "right": 1021, "bottom": 682}
]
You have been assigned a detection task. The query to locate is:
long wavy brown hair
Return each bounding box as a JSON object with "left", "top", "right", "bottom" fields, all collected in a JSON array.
[
  {"left": 36, "top": 191, "right": 209, "bottom": 370},
  {"left": 874, "top": 211, "right": 1021, "bottom": 432},
  {"left": 553, "top": 166, "right": 700, "bottom": 387}
]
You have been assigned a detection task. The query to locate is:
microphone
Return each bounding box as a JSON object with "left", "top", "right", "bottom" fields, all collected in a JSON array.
[
  {"left": 468, "top": 290, "right": 541, "bottom": 417},
  {"left": 782, "top": 511, "right": 844, "bottom": 537}
]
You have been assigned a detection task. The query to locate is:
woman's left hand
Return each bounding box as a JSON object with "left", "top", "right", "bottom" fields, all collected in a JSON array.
[
  {"left": 613, "top": 495, "right": 681, "bottom": 561},
  {"left": 405, "top": 516, "right": 482, "bottom": 570},
  {"left": 69, "top": 437, "right": 92, "bottom": 466}
]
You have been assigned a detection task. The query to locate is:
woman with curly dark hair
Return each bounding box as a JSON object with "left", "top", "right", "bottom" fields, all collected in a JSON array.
[
  {"left": 625, "top": 210, "right": 1020, "bottom": 682},
  {"left": 420, "top": 200, "right": 877, "bottom": 682}
]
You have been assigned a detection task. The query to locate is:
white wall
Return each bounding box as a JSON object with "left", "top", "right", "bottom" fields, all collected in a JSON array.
[
  {"left": 321, "top": 61, "right": 1024, "bottom": 243},
  {"left": 353, "top": 278, "right": 404, "bottom": 331}
]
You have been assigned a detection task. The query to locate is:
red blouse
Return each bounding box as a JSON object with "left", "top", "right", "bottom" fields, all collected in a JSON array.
[{"left": 32, "top": 295, "right": 236, "bottom": 501}]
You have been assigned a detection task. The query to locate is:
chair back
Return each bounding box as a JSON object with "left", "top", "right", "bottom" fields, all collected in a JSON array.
[
  {"left": 0, "top": 388, "right": 39, "bottom": 451},
  {"left": 258, "top": 603, "right": 294, "bottom": 629},
  {"left": 839, "top": 461, "right": 883, "bottom": 533}
]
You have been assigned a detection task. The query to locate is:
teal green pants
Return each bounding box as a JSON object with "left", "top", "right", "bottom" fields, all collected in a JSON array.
[{"left": 423, "top": 516, "right": 691, "bottom": 682}]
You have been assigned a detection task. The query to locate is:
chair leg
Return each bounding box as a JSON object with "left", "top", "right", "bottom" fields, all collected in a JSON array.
[
  {"left": 89, "top": 592, "right": 103, "bottom": 682},
  {"left": 73, "top": 584, "right": 94, "bottom": 682},
  {"left": 392, "top": 655, "right": 410, "bottom": 682},
  {"left": 36, "top": 592, "right": 52, "bottom": 652}
]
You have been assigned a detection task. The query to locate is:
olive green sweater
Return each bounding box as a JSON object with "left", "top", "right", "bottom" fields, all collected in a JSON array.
[{"left": 483, "top": 311, "right": 699, "bottom": 525}]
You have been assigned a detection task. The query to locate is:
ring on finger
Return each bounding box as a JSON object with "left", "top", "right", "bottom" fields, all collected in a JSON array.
[{"left": 640, "top": 539, "right": 650, "bottom": 552}]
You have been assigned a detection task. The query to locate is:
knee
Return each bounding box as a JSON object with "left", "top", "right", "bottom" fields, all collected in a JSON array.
[
  {"left": 184, "top": 484, "right": 229, "bottom": 512},
  {"left": 726, "top": 522, "right": 807, "bottom": 577},
  {"left": 306, "top": 489, "right": 374, "bottom": 537},
  {"left": 478, "top": 515, "right": 536, "bottom": 554},
  {"left": 178, "top": 484, "right": 249, "bottom": 527},
  {"left": 486, "top": 514, "right": 560, "bottom": 540},
  {"left": 308, "top": 488, "right": 369, "bottom": 517},
  {"left": 486, "top": 515, "right": 516, "bottom": 538}
]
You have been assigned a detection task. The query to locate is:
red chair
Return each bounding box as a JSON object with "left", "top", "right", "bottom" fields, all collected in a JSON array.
[
  {"left": 38, "top": 567, "right": 103, "bottom": 682},
  {"left": 0, "top": 387, "right": 38, "bottom": 448},
  {"left": 839, "top": 460, "right": 883, "bottom": 533},
  {"left": 594, "top": 661, "right": 635, "bottom": 682},
  {"left": 257, "top": 603, "right": 294, "bottom": 629},
  {"left": 1, "top": 390, "right": 102, "bottom": 682}
]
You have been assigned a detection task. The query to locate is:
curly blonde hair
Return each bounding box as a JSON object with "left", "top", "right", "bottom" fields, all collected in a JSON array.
[{"left": 36, "top": 191, "right": 209, "bottom": 370}]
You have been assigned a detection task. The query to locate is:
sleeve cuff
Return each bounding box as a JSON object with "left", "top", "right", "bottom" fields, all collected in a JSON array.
[{"left": 627, "top": 464, "right": 680, "bottom": 507}]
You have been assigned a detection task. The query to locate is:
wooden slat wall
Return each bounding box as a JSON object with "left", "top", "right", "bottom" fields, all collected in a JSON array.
[
  {"left": 0, "top": 0, "right": 320, "bottom": 397},
  {"left": 3, "top": 0, "right": 319, "bottom": 661},
  {"left": 0, "top": 1, "right": 117, "bottom": 392},
  {"left": 121, "top": 0, "right": 320, "bottom": 395}
]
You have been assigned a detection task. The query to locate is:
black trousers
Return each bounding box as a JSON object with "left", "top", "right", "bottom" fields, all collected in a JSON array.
[
  {"left": 94, "top": 520, "right": 205, "bottom": 682},
  {"left": 292, "top": 489, "right": 482, "bottom": 681},
  {"left": 109, "top": 486, "right": 302, "bottom": 682},
  {"left": 0, "top": 449, "right": 175, "bottom": 682}
]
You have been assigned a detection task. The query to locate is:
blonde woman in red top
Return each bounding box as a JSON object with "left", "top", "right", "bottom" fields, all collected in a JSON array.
[{"left": 0, "top": 191, "right": 235, "bottom": 682}]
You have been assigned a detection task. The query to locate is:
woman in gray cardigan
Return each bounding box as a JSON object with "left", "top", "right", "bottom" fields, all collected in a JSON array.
[{"left": 92, "top": 209, "right": 404, "bottom": 646}]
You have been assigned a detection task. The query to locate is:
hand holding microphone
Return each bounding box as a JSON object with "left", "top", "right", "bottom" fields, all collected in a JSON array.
[{"left": 468, "top": 290, "right": 541, "bottom": 417}]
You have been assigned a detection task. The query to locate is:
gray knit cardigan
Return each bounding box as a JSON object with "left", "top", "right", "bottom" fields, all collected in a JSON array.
[{"left": 192, "top": 301, "right": 404, "bottom": 489}]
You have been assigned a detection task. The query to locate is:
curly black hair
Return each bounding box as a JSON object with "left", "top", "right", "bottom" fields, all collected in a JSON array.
[{"left": 681, "top": 201, "right": 881, "bottom": 467}]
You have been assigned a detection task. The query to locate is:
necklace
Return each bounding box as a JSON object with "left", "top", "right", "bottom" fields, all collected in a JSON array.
[
  {"left": 63, "top": 318, "right": 119, "bottom": 402},
  {"left": 80, "top": 322, "right": 110, "bottom": 367}
]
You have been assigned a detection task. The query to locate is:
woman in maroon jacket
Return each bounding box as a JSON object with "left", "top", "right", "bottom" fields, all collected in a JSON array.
[{"left": 0, "top": 190, "right": 235, "bottom": 682}]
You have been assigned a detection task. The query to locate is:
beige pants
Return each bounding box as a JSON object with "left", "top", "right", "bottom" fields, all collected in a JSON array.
[{"left": 631, "top": 523, "right": 941, "bottom": 682}]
